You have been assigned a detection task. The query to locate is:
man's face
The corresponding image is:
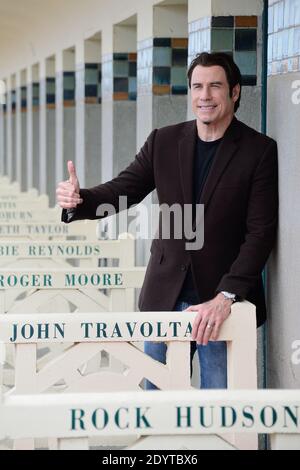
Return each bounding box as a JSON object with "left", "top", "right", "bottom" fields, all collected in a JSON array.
[{"left": 190, "top": 65, "right": 240, "bottom": 126}]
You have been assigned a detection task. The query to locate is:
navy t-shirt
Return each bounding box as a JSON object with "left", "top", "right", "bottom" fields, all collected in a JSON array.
[{"left": 177, "top": 135, "right": 223, "bottom": 304}]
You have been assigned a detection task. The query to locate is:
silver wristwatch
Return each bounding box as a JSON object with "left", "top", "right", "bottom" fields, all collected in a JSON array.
[{"left": 220, "top": 291, "right": 237, "bottom": 302}]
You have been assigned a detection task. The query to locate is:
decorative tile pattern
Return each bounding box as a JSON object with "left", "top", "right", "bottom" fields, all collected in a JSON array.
[
  {"left": 113, "top": 52, "right": 137, "bottom": 101},
  {"left": 32, "top": 82, "right": 39, "bottom": 108},
  {"left": 268, "top": 0, "right": 300, "bottom": 75},
  {"left": 138, "top": 37, "right": 188, "bottom": 96},
  {"left": 85, "top": 63, "right": 101, "bottom": 104},
  {"left": 63, "top": 71, "right": 75, "bottom": 106},
  {"left": 189, "top": 16, "right": 258, "bottom": 86},
  {"left": 46, "top": 78, "right": 55, "bottom": 107},
  {"left": 2, "top": 93, "right": 7, "bottom": 113},
  {"left": 21, "top": 86, "right": 27, "bottom": 111},
  {"left": 11, "top": 90, "right": 16, "bottom": 113}
]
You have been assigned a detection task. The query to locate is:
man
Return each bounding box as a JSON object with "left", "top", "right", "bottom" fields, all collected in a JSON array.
[{"left": 56, "top": 52, "right": 278, "bottom": 390}]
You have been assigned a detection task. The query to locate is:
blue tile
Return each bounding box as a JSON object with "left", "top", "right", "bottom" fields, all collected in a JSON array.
[
  {"left": 288, "top": 28, "right": 294, "bottom": 56},
  {"left": 128, "top": 92, "right": 137, "bottom": 101},
  {"left": 235, "top": 51, "right": 257, "bottom": 75},
  {"left": 269, "top": 5, "right": 274, "bottom": 33},
  {"left": 85, "top": 68, "right": 98, "bottom": 84},
  {"left": 129, "top": 77, "right": 137, "bottom": 93},
  {"left": 114, "top": 77, "right": 128, "bottom": 92},
  {"left": 114, "top": 60, "right": 129, "bottom": 77},
  {"left": 153, "top": 66, "right": 171, "bottom": 85},
  {"left": 63, "top": 90, "right": 74, "bottom": 100},
  {"left": 211, "top": 16, "right": 234, "bottom": 27},
  {"left": 282, "top": 29, "right": 289, "bottom": 57},
  {"left": 283, "top": 0, "right": 290, "bottom": 28},
  {"left": 129, "top": 61, "right": 137, "bottom": 76},
  {"left": 85, "top": 84, "right": 98, "bottom": 97},
  {"left": 296, "top": 0, "right": 300, "bottom": 25},
  {"left": 273, "top": 2, "right": 279, "bottom": 32},
  {"left": 268, "top": 34, "right": 273, "bottom": 62},
  {"left": 172, "top": 48, "right": 187, "bottom": 66},
  {"left": 294, "top": 26, "right": 300, "bottom": 55},
  {"left": 171, "top": 66, "right": 187, "bottom": 86},
  {"left": 235, "top": 29, "right": 257, "bottom": 51},
  {"left": 153, "top": 38, "right": 171, "bottom": 47},
  {"left": 277, "top": 30, "right": 283, "bottom": 59},
  {"left": 153, "top": 47, "right": 172, "bottom": 67},
  {"left": 212, "top": 28, "right": 234, "bottom": 51},
  {"left": 172, "top": 85, "right": 187, "bottom": 95},
  {"left": 46, "top": 94, "right": 55, "bottom": 104},
  {"left": 241, "top": 75, "right": 257, "bottom": 86},
  {"left": 85, "top": 63, "right": 98, "bottom": 70},
  {"left": 113, "top": 53, "right": 128, "bottom": 61},
  {"left": 278, "top": 1, "right": 284, "bottom": 30}
]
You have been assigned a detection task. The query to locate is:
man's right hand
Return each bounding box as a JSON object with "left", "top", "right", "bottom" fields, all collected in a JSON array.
[{"left": 56, "top": 160, "right": 83, "bottom": 209}]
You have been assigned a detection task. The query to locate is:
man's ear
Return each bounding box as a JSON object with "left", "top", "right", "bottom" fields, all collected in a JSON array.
[{"left": 232, "top": 84, "right": 241, "bottom": 103}]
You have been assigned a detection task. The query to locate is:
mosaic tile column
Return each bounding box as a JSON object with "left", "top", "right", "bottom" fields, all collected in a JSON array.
[
  {"left": 84, "top": 61, "right": 102, "bottom": 187},
  {"left": 137, "top": 36, "right": 188, "bottom": 132},
  {"left": 10, "top": 86, "right": 17, "bottom": 182},
  {"left": 101, "top": 53, "right": 113, "bottom": 182},
  {"left": 32, "top": 77, "right": 40, "bottom": 190},
  {"left": 188, "top": 14, "right": 262, "bottom": 128},
  {"left": 75, "top": 43, "right": 86, "bottom": 186},
  {"left": 20, "top": 80, "right": 27, "bottom": 191},
  {"left": 55, "top": 51, "right": 64, "bottom": 186},
  {"left": 112, "top": 51, "right": 137, "bottom": 178},
  {"left": 26, "top": 66, "right": 33, "bottom": 189},
  {"left": 39, "top": 60, "right": 47, "bottom": 194},
  {"left": 15, "top": 73, "right": 22, "bottom": 189},
  {"left": 46, "top": 73, "right": 56, "bottom": 206},
  {"left": 63, "top": 68, "right": 76, "bottom": 180},
  {"left": 0, "top": 85, "right": 5, "bottom": 176}
]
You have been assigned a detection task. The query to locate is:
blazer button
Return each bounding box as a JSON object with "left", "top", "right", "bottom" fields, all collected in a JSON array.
[{"left": 180, "top": 264, "right": 187, "bottom": 271}]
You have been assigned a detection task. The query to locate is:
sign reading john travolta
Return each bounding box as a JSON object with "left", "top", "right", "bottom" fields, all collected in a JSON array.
[
  {"left": 0, "top": 312, "right": 193, "bottom": 343},
  {"left": 0, "top": 268, "right": 145, "bottom": 290},
  {"left": 1, "top": 390, "right": 300, "bottom": 439},
  {"left": 0, "top": 241, "right": 103, "bottom": 258}
]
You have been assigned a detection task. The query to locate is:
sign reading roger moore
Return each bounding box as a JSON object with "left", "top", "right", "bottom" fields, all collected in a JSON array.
[{"left": 0, "top": 268, "right": 145, "bottom": 290}]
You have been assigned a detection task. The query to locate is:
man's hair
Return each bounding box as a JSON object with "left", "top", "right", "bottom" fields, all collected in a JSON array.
[{"left": 187, "top": 52, "right": 242, "bottom": 112}]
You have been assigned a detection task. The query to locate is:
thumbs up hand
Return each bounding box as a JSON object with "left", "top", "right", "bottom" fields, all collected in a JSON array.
[{"left": 56, "top": 160, "right": 83, "bottom": 209}]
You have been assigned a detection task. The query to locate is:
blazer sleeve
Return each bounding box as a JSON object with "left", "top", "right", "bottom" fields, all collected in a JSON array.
[
  {"left": 62, "top": 129, "right": 157, "bottom": 223},
  {"left": 216, "top": 139, "right": 279, "bottom": 299}
]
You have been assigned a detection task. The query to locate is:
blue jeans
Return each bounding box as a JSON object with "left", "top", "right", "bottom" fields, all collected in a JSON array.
[{"left": 144, "top": 301, "right": 227, "bottom": 390}]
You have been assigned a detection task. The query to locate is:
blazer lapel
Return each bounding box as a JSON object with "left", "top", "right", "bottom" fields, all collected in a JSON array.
[
  {"left": 178, "top": 120, "right": 197, "bottom": 206},
  {"left": 199, "top": 116, "right": 242, "bottom": 210}
]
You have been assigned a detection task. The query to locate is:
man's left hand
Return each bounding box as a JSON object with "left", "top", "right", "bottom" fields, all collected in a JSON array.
[{"left": 185, "top": 293, "right": 233, "bottom": 345}]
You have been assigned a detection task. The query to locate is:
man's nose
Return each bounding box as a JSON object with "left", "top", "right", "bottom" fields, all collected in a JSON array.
[{"left": 199, "top": 86, "right": 212, "bottom": 100}]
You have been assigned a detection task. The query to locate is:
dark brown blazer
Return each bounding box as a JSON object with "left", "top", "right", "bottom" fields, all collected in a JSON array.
[{"left": 62, "top": 116, "right": 278, "bottom": 326}]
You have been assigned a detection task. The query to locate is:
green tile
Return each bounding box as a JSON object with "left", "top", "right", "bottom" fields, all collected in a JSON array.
[
  {"left": 234, "top": 51, "right": 257, "bottom": 75},
  {"left": 171, "top": 67, "right": 187, "bottom": 86},
  {"left": 153, "top": 47, "right": 172, "bottom": 67},
  {"left": 85, "top": 68, "right": 98, "bottom": 85},
  {"left": 211, "top": 28, "right": 234, "bottom": 51},
  {"left": 113, "top": 60, "right": 129, "bottom": 77}
]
